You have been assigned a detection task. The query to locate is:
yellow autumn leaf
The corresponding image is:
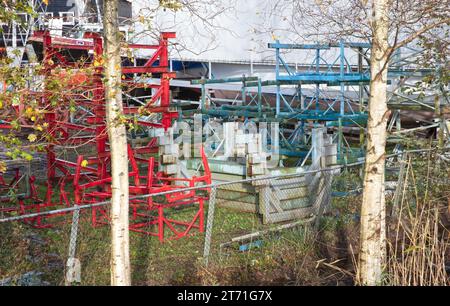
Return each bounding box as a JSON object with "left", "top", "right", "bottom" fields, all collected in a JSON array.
[
  {"left": 43, "top": 0, "right": 49, "bottom": 5},
  {"left": 0, "top": 161, "right": 6, "bottom": 173},
  {"left": 28, "top": 134, "right": 37, "bottom": 142},
  {"left": 81, "top": 160, "right": 88, "bottom": 167},
  {"left": 22, "top": 152, "right": 33, "bottom": 161},
  {"left": 30, "top": 116, "right": 36, "bottom": 122},
  {"left": 93, "top": 58, "right": 103, "bottom": 67},
  {"left": 36, "top": 125, "right": 43, "bottom": 131},
  {"left": 25, "top": 106, "right": 33, "bottom": 117}
]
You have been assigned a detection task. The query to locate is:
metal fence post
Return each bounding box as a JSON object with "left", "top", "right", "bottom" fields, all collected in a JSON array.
[
  {"left": 392, "top": 152, "right": 408, "bottom": 217},
  {"left": 203, "top": 186, "right": 217, "bottom": 266},
  {"left": 314, "top": 170, "right": 333, "bottom": 230},
  {"left": 65, "top": 205, "right": 81, "bottom": 285}
]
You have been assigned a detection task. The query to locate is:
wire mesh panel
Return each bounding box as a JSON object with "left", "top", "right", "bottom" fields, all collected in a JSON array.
[
  {"left": 0, "top": 167, "right": 337, "bottom": 285},
  {"left": 0, "top": 149, "right": 446, "bottom": 285},
  {"left": 202, "top": 167, "right": 337, "bottom": 273}
]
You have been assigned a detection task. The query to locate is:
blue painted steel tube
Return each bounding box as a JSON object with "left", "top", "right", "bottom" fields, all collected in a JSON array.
[
  {"left": 315, "top": 48, "right": 320, "bottom": 112},
  {"left": 340, "top": 40, "right": 345, "bottom": 116},
  {"left": 257, "top": 79, "right": 262, "bottom": 116},
  {"left": 268, "top": 42, "right": 371, "bottom": 49},
  {"left": 275, "top": 43, "right": 281, "bottom": 117}
]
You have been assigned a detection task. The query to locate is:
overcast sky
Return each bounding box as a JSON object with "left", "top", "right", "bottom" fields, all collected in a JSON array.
[{"left": 130, "top": 0, "right": 309, "bottom": 63}]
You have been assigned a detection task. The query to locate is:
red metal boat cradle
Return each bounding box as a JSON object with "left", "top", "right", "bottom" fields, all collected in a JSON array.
[{"left": 0, "top": 31, "right": 211, "bottom": 241}]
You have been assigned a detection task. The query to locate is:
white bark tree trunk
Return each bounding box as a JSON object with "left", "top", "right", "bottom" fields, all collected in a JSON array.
[
  {"left": 358, "top": 0, "right": 390, "bottom": 286},
  {"left": 103, "top": 0, "right": 131, "bottom": 286}
]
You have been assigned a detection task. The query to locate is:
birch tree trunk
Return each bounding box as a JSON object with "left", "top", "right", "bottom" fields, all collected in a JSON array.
[
  {"left": 358, "top": 0, "right": 390, "bottom": 286},
  {"left": 103, "top": 0, "right": 131, "bottom": 286}
]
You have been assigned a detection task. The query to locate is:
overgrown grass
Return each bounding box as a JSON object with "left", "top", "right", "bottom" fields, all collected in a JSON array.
[
  {"left": 0, "top": 152, "right": 448, "bottom": 285},
  {"left": 0, "top": 203, "right": 264, "bottom": 285},
  {"left": 385, "top": 152, "right": 449, "bottom": 285},
  {"left": 198, "top": 226, "right": 336, "bottom": 285}
]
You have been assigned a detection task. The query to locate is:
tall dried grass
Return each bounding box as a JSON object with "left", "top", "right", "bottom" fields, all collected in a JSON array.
[{"left": 386, "top": 154, "right": 449, "bottom": 286}]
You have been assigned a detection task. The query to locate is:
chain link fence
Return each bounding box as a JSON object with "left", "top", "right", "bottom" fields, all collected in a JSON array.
[
  {"left": 0, "top": 163, "right": 339, "bottom": 285},
  {"left": 202, "top": 167, "right": 336, "bottom": 264},
  {"left": 0, "top": 148, "right": 447, "bottom": 285}
]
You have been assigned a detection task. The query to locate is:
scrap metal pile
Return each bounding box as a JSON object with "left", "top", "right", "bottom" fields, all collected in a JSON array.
[{"left": 0, "top": 31, "right": 211, "bottom": 242}]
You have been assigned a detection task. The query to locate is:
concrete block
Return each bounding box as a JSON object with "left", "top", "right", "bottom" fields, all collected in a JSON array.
[
  {"left": 247, "top": 141, "right": 260, "bottom": 154},
  {"left": 235, "top": 134, "right": 249, "bottom": 144},
  {"left": 161, "top": 154, "right": 178, "bottom": 164},
  {"left": 149, "top": 128, "right": 165, "bottom": 137},
  {"left": 248, "top": 164, "right": 266, "bottom": 176},
  {"left": 224, "top": 123, "right": 236, "bottom": 157},
  {"left": 248, "top": 154, "right": 264, "bottom": 164},
  {"left": 160, "top": 144, "right": 179, "bottom": 155},
  {"left": 324, "top": 144, "right": 337, "bottom": 155},
  {"left": 162, "top": 164, "right": 178, "bottom": 175},
  {"left": 326, "top": 155, "right": 337, "bottom": 165},
  {"left": 236, "top": 144, "right": 246, "bottom": 157},
  {"left": 158, "top": 136, "right": 172, "bottom": 145}
]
